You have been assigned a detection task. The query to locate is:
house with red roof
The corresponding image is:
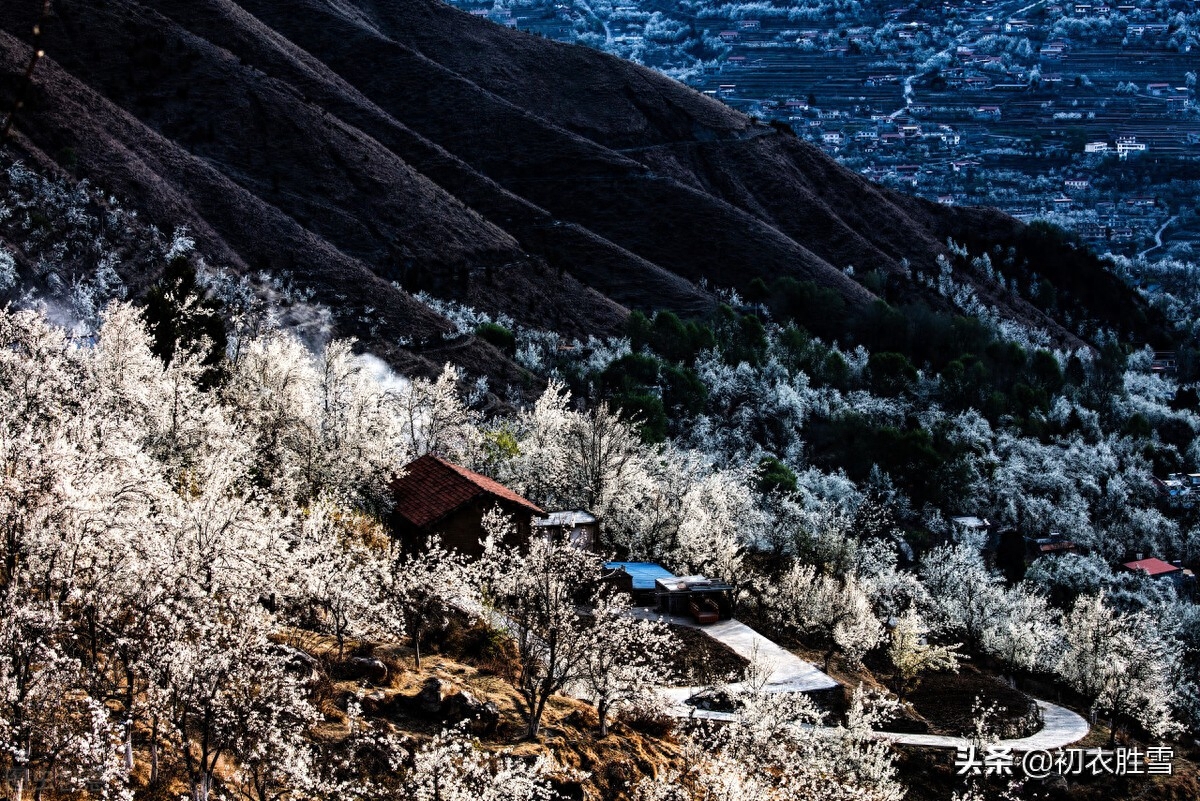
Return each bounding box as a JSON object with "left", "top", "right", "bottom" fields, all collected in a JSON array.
[
  {"left": 1122, "top": 556, "right": 1197, "bottom": 598},
  {"left": 1122, "top": 557, "right": 1182, "bottom": 578},
  {"left": 389, "top": 454, "right": 545, "bottom": 559}
]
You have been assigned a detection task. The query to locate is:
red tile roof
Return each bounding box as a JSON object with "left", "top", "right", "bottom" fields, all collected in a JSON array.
[
  {"left": 1122, "top": 557, "right": 1181, "bottom": 577},
  {"left": 390, "top": 454, "right": 545, "bottom": 529}
]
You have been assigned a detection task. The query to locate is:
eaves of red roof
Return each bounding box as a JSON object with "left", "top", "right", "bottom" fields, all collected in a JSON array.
[
  {"left": 1122, "top": 557, "right": 1180, "bottom": 577},
  {"left": 390, "top": 454, "right": 545, "bottom": 529}
]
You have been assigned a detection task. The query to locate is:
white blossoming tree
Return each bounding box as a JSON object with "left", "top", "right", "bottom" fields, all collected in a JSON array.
[
  {"left": 1057, "top": 593, "right": 1178, "bottom": 743},
  {"left": 888, "top": 609, "right": 962, "bottom": 701},
  {"left": 578, "top": 592, "right": 676, "bottom": 736},
  {"left": 481, "top": 533, "right": 606, "bottom": 739},
  {"left": 379, "top": 540, "right": 478, "bottom": 670},
  {"left": 770, "top": 563, "right": 884, "bottom": 671}
]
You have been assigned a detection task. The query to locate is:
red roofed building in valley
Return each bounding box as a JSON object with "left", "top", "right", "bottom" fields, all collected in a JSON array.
[
  {"left": 1121, "top": 557, "right": 1182, "bottom": 578},
  {"left": 389, "top": 454, "right": 545, "bottom": 559}
]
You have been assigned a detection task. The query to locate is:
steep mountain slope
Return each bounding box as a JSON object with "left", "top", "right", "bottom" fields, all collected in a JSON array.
[{"left": 0, "top": 0, "right": 1160, "bottom": 377}]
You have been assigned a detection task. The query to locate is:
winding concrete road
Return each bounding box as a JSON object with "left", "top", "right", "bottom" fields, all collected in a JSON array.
[
  {"left": 630, "top": 610, "right": 838, "bottom": 693},
  {"left": 872, "top": 700, "right": 1091, "bottom": 751},
  {"left": 1138, "top": 215, "right": 1177, "bottom": 259},
  {"left": 636, "top": 610, "right": 1091, "bottom": 751}
]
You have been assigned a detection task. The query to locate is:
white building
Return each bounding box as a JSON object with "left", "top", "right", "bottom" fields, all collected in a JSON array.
[{"left": 1116, "top": 136, "right": 1147, "bottom": 158}]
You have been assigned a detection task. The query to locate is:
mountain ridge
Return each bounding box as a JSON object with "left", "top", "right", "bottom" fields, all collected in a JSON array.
[{"left": 0, "top": 0, "right": 1162, "bottom": 380}]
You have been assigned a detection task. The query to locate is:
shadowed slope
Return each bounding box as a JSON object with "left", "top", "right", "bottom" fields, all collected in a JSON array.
[{"left": 0, "top": 0, "right": 1160, "bottom": 370}]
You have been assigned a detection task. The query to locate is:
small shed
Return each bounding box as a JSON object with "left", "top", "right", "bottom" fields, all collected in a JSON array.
[
  {"left": 655, "top": 575, "right": 735, "bottom": 623},
  {"left": 535, "top": 510, "right": 599, "bottom": 551},
  {"left": 1024, "top": 532, "right": 1078, "bottom": 563},
  {"left": 952, "top": 516, "right": 1000, "bottom": 552},
  {"left": 389, "top": 454, "right": 545, "bottom": 560},
  {"left": 603, "top": 561, "right": 676, "bottom": 606},
  {"left": 1123, "top": 557, "right": 1196, "bottom": 598}
]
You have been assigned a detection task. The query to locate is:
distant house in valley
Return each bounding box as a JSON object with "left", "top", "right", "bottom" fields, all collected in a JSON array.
[
  {"left": 1122, "top": 556, "right": 1182, "bottom": 578},
  {"left": 603, "top": 561, "right": 676, "bottom": 606},
  {"left": 603, "top": 562, "right": 735, "bottom": 623},
  {"left": 389, "top": 454, "right": 545, "bottom": 559},
  {"left": 1122, "top": 556, "right": 1197, "bottom": 597},
  {"left": 1152, "top": 473, "right": 1188, "bottom": 502},
  {"left": 952, "top": 516, "right": 997, "bottom": 545},
  {"left": 1123, "top": 192, "right": 1155, "bottom": 207},
  {"left": 952, "top": 516, "right": 1003, "bottom": 564},
  {"left": 655, "top": 574, "right": 735, "bottom": 623},
  {"left": 1116, "top": 137, "right": 1148, "bottom": 158},
  {"left": 1151, "top": 351, "right": 1177, "bottom": 373},
  {"left": 1166, "top": 90, "right": 1191, "bottom": 111},
  {"left": 1024, "top": 532, "right": 1079, "bottom": 561},
  {"left": 952, "top": 515, "right": 990, "bottom": 533},
  {"left": 1152, "top": 472, "right": 1200, "bottom": 507}
]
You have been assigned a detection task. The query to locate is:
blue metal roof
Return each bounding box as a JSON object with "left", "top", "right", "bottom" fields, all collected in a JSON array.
[{"left": 604, "top": 561, "right": 676, "bottom": 591}]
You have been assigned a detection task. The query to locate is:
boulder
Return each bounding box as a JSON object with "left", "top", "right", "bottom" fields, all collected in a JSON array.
[
  {"left": 359, "top": 690, "right": 390, "bottom": 716},
  {"left": 270, "top": 643, "right": 323, "bottom": 684},
  {"left": 443, "top": 689, "right": 500, "bottom": 734},
  {"left": 416, "top": 677, "right": 451, "bottom": 716},
  {"left": 408, "top": 679, "right": 498, "bottom": 732},
  {"left": 345, "top": 656, "right": 389, "bottom": 685}
]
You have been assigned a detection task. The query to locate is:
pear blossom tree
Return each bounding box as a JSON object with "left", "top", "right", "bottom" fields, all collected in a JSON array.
[
  {"left": 769, "top": 563, "right": 884, "bottom": 671},
  {"left": 379, "top": 541, "right": 478, "bottom": 670},
  {"left": 919, "top": 542, "right": 1006, "bottom": 652},
  {"left": 1057, "top": 593, "right": 1178, "bottom": 743},
  {"left": 481, "top": 532, "right": 607, "bottom": 739},
  {"left": 224, "top": 647, "right": 321, "bottom": 801},
  {"left": 672, "top": 467, "right": 763, "bottom": 590},
  {"left": 142, "top": 597, "right": 279, "bottom": 801},
  {"left": 980, "top": 585, "right": 1059, "bottom": 674},
  {"left": 888, "top": 609, "right": 962, "bottom": 701},
  {"left": 495, "top": 384, "right": 659, "bottom": 551},
  {"left": 400, "top": 726, "right": 571, "bottom": 801},
  {"left": 222, "top": 331, "right": 413, "bottom": 510},
  {"left": 283, "top": 501, "right": 382, "bottom": 660},
  {"left": 393, "top": 363, "right": 483, "bottom": 466},
  {"left": 578, "top": 592, "right": 675, "bottom": 737},
  {"left": 0, "top": 593, "right": 130, "bottom": 801},
  {"left": 633, "top": 689, "right": 904, "bottom": 801}
]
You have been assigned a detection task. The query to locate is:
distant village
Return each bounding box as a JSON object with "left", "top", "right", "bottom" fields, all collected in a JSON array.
[{"left": 448, "top": 0, "right": 1200, "bottom": 261}]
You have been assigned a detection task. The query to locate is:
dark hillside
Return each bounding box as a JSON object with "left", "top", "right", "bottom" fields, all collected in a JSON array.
[{"left": 0, "top": 0, "right": 1169, "bottom": 376}]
